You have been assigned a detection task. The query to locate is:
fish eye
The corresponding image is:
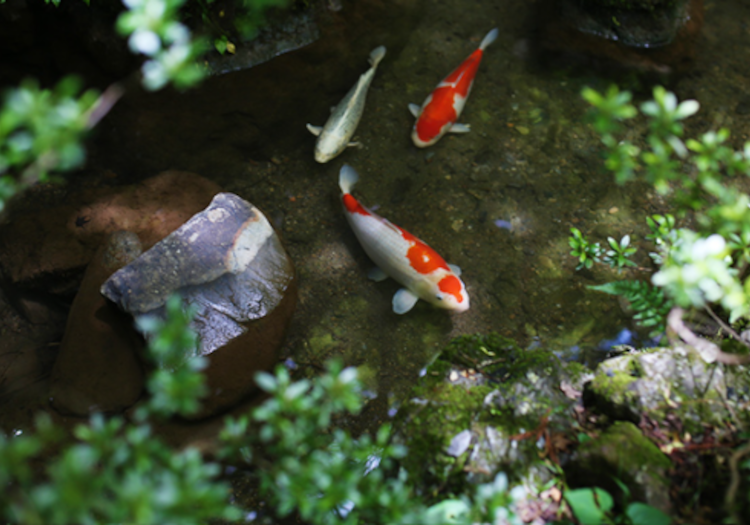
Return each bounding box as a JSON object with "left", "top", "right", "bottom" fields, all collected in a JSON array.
[{"left": 436, "top": 293, "right": 443, "bottom": 301}]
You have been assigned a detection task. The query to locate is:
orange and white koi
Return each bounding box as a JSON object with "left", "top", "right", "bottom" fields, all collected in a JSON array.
[
  {"left": 409, "top": 28, "right": 498, "bottom": 148},
  {"left": 339, "top": 164, "right": 469, "bottom": 314}
]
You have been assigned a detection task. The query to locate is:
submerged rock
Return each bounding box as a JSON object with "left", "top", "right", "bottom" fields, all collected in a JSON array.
[
  {"left": 394, "top": 333, "right": 592, "bottom": 495},
  {"left": 566, "top": 421, "right": 672, "bottom": 512},
  {"left": 49, "top": 231, "right": 145, "bottom": 415},
  {"left": 102, "top": 192, "right": 297, "bottom": 417}
]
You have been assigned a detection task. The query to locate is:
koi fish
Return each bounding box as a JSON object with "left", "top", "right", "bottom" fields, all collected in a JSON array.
[
  {"left": 307, "top": 46, "right": 387, "bottom": 163},
  {"left": 409, "top": 28, "right": 498, "bottom": 148},
  {"left": 339, "top": 164, "right": 469, "bottom": 314}
]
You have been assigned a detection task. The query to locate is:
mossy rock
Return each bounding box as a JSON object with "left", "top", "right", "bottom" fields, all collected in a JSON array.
[
  {"left": 566, "top": 421, "right": 671, "bottom": 512},
  {"left": 585, "top": 346, "right": 750, "bottom": 435},
  {"left": 394, "top": 333, "right": 592, "bottom": 499}
]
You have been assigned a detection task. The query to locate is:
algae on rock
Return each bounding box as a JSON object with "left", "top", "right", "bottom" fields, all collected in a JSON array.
[{"left": 394, "top": 333, "right": 592, "bottom": 499}]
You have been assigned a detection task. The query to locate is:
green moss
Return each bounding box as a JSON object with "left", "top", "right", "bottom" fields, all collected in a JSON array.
[
  {"left": 589, "top": 355, "right": 640, "bottom": 411},
  {"left": 397, "top": 333, "right": 585, "bottom": 494},
  {"left": 598, "top": 421, "right": 670, "bottom": 470},
  {"left": 397, "top": 379, "right": 492, "bottom": 496}
]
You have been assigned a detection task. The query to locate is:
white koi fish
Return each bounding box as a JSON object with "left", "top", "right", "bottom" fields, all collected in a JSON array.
[
  {"left": 307, "top": 46, "right": 387, "bottom": 163},
  {"left": 339, "top": 164, "right": 470, "bottom": 314},
  {"left": 409, "top": 28, "right": 498, "bottom": 147}
]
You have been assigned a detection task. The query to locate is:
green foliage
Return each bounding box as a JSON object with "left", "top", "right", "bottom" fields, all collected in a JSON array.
[
  {"left": 0, "top": 295, "right": 240, "bottom": 525},
  {"left": 570, "top": 226, "right": 603, "bottom": 270},
  {"left": 564, "top": 486, "right": 670, "bottom": 525},
  {"left": 602, "top": 235, "right": 637, "bottom": 270},
  {"left": 580, "top": 84, "right": 750, "bottom": 332},
  {"left": 590, "top": 280, "right": 672, "bottom": 335},
  {"left": 135, "top": 295, "right": 207, "bottom": 418},
  {"left": 116, "top": 0, "right": 208, "bottom": 91},
  {"left": 1, "top": 301, "right": 529, "bottom": 525},
  {"left": 0, "top": 77, "right": 99, "bottom": 213}
]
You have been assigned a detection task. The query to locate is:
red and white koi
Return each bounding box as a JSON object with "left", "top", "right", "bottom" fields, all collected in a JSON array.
[
  {"left": 409, "top": 28, "right": 498, "bottom": 148},
  {"left": 339, "top": 164, "right": 469, "bottom": 314}
]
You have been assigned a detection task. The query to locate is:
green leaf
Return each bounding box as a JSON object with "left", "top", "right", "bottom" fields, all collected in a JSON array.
[
  {"left": 626, "top": 502, "right": 671, "bottom": 525},
  {"left": 254, "top": 371, "right": 278, "bottom": 393},
  {"left": 565, "top": 488, "right": 613, "bottom": 525}
]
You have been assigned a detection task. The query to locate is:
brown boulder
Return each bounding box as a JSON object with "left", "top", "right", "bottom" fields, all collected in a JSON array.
[
  {"left": 0, "top": 170, "right": 221, "bottom": 288},
  {"left": 49, "top": 231, "right": 145, "bottom": 415}
]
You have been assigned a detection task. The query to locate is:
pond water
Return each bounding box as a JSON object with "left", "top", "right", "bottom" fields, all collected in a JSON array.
[{"left": 3, "top": 0, "right": 750, "bottom": 432}]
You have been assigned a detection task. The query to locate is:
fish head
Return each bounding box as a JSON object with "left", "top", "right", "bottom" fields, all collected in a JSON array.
[
  {"left": 428, "top": 272, "right": 470, "bottom": 312},
  {"left": 314, "top": 134, "right": 346, "bottom": 163}
]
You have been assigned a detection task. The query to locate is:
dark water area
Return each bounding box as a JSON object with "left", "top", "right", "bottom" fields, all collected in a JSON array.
[{"left": 2, "top": 0, "right": 750, "bottom": 434}]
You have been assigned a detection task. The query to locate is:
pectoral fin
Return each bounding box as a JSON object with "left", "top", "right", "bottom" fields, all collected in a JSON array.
[
  {"left": 393, "top": 288, "right": 419, "bottom": 314},
  {"left": 408, "top": 103, "right": 421, "bottom": 118},
  {"left": 449, "top": 123, "right": 471, "bottom": 133},
  {"left": 347, "top": 141, "right": 362, "bottom": 148},
  {"left": 448, "top": 264, "right": 462, "bottom": 276},
  {"left": 368, "top": 267, "right": 388, "bottom": 282},
  {"left": 306, "top": 124, "right": 323, "bottom": 136}
]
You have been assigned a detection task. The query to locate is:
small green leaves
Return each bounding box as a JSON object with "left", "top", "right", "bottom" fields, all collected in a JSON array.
[
  {"left": 603, "top": 235, "right": 638, "bottom": 270},
  {"left": 582, "top": 83, "right": 750, "bottom": 327},
  {"left": 0, "top": 76, "right": 99, "bottom": 211},
  {"left": 116, "top": 0, "right": 206, "bottom": 91},
  {"left": 582, "top": 85, "right": 637, "bottom": 135},
  {"left": 570, "top": 227, "right": 603, "bottom": 270},
  {"left": 135, "top": 295, "right": 207, "bottom": 418},
  {"left": 652, "top": 230, "right": 748, "bottom": 322}
]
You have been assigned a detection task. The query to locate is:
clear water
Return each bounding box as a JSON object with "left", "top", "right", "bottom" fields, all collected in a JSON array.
[{"left": 4, "top": 0, "right": 748, "bottom": 429}]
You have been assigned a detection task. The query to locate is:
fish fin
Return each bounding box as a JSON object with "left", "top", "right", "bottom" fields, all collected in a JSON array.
[
  {"left": 449, "top": 122, "right": 471, "bottom": 133},
  {"left": 339, "top": 164, "right": 359, "bottom": 194},
  {"left": 408, "top": 103, "right": 421, "bottom": 118},
  {"left": 369, "top": 45, "right": 387, "bottom": 68},
  {"left": 368, "top": 267, "right": 388, "bottom": 282},
  {"left": 306, "top": 124, "right": 322, "bottom": 136},
  {"left": 393, "top": 288, "right": 419, "bottom": 314},
  {"left": 479, "top": 28, "right": 499, "bottom": 51},
  {"left": 448, "top": 264, "right": 462, "bottom": 276},
  {"left": 347, "top": 141, "right": 362, "bottom": 148}
]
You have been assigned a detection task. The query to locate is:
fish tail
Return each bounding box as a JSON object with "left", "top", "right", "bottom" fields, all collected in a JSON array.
[
  {"left": 479, "top": 28, "right": 499, "bottom": 51},
  {"left": 369, "top": 46, "right": 387, "bottom": 68},
  {"left": 339, "top": 164, "right": 360, "bottom": 194}
]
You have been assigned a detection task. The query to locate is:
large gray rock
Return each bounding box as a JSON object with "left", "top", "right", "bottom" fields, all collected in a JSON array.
[
  {"left": 583, "top": 346, "right": 750, "bottom": 434},
  {"left": 102, "top": 192, "right": 297, "bottom": 417}
]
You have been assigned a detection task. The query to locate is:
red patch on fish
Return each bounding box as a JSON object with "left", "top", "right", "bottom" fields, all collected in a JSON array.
[
  {"left": 399, "top": 228, "right": 450, "bottom": 275},
  {"left": 439, "top": 274, "right": 465, "bottom": 303},
  {"left": 343, "top": 194, "right": 369, "bottom": 216}
]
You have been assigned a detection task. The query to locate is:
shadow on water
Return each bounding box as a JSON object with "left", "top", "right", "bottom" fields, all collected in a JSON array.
[{"left": 4, "top": 0, "right": 749, "bottom": 436}]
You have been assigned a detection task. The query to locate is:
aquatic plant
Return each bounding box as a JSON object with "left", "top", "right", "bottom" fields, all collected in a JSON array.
[{"left": 573, "top": 84, "right": 750, "bottom": 342}]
